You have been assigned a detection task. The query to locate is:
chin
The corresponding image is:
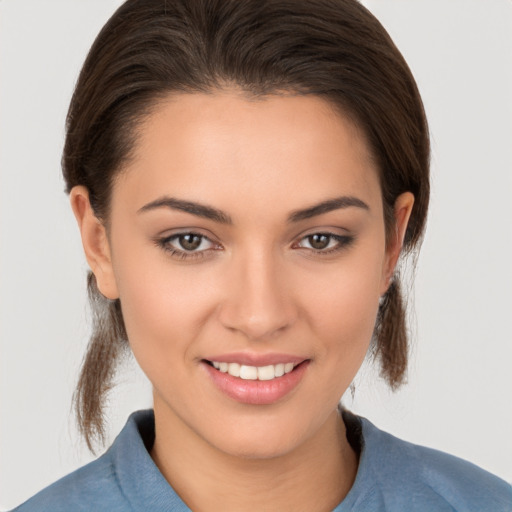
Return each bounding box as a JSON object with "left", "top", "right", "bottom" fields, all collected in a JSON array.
[
  {"left": 216, "top": 434, "right": 299, "bottom": 460},
  {"left": 203, "top": 412, "right": 315, "bottom": 460}
]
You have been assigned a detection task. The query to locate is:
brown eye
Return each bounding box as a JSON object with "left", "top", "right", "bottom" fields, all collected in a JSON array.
[
  {"left": 179, "top": 234, "right": 203, "bottom": 251},
  {"left": 156, "top": 232, "right": 220, "bottom": 261},
  {"left": 307, "top": 234, "right": 330, "bottom": 250},
  {"left": 295, "top": 232, "right": 354, "bottom": 254}
]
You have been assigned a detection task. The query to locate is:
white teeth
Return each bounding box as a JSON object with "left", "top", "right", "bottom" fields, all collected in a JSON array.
[
  {"left": 228, "top": 362, "right": 240, "bottom": 377},
  {"left": 210, "top": 361, "right": 297, "bottom": 380},
  {"left": 239, "top": 365, "right": 258, "bottom": 380},
  {"left": 257, "top": 365, "right": 275, "bottom": 381}
]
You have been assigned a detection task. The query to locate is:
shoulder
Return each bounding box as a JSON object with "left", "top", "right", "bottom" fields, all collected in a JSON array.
[
  {"left": 10, "top": 451, "right": 127, "bottom": 512},
  {"left": 10, "top": 410, "right": 157, "bottom": 512},
  {"left": 11, "top": 410, "right": 187, "bottom": 512},
  {"left": 355, "top": 415, "right": 512, "bottom": 512},
  {"left": 10, "top": 440, "right": 132, "bottom": 512}
]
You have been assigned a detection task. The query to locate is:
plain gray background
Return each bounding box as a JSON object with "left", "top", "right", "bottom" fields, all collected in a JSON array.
[{"left": 1, "top": 0, "right": 511, "bottom": 509}]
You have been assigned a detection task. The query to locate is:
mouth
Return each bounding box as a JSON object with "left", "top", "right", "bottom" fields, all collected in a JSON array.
[
  {"left": 204, "top": 360, "right": 300, "bottom": 381},
  {"left": 202, "top": 357, "right": 310, "bottom": 405}
]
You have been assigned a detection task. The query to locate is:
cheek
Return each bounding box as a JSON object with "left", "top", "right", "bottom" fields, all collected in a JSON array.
[
  {"left": 311, "top": 279, "right": 379, "bottom": 369},
  {"left": 109, "top": 234, "right": 217, "bottom": 370},
  {"left": 300, "top": 246, "right": 385, "bottom": 376},
  {"left": 306, "top": 253, "right": 384, "bottom": 336}
]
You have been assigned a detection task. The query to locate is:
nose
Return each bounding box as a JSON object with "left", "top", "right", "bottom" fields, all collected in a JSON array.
[{"left": 218, "top": 249, "right": 297, "bottom": 341}]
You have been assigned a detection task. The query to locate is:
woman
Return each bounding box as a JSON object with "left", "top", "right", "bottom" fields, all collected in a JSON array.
[{"left": 9, "top": 0, "right": 511, "bottom": 510}]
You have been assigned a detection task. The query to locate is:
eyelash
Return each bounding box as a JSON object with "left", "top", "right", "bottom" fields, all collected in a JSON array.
[
  {"left": 155, "top": 232, "right": 355, "bottom": 261},
  {"left": 294, "top": 233, "right": 355, "bottom": 255},
  {"left": 155, "top": 233, "right": 219, "bottom": 261}
]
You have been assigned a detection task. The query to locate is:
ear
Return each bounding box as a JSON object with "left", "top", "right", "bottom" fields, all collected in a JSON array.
[
  {"left": 70, "top": 186, "right": 119, "bottom": 300},
  {"left": 380, "top": 192, "right": 415, "bottom": 295}
]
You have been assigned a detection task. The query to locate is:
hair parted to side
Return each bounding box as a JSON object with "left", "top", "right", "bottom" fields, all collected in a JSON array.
[{"left": 63, "top": 0, "right": 430, "bottom": 450}]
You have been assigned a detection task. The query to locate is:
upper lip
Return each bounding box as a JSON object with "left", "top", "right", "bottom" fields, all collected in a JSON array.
[{"left": 204, "top": 352, "right": 308, "bottom": 366}]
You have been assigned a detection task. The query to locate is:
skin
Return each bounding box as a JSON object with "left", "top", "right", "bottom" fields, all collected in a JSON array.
[{"left": 71, "top": 91, "right": 413, "bottom": 511}]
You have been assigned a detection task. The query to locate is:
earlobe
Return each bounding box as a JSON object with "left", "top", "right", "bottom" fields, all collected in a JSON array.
[
  {"left": 381, "top": 192, "right": 415, "bottom": 294},
  {"left": 69, "top": 186, "right": 119, "bottom": 300}
]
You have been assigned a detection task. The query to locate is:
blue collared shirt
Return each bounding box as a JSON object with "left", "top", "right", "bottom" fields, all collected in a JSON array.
[{"left": 12, "top": 410, "right": 512, "bottom": 511}]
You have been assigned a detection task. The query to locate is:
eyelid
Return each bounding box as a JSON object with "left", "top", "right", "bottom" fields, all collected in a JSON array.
[
  {"left": 154, "top": 230, "right": 222, "bottom": 261},
  {"left": 154, "top": 225, "right": 219, "bottom": 240},
  {"left": 292, "top": 230, "right": 355, "bottom": 255}
]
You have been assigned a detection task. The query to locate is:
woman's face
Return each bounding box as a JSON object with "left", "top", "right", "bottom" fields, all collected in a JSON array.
[{"left": 75, "top": 91, "right": 411, "bottom": 459}]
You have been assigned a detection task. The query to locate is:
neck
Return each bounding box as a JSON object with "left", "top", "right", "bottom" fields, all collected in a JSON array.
[{"left": 151, "top": 401, "right": 358, "bottom": 512}]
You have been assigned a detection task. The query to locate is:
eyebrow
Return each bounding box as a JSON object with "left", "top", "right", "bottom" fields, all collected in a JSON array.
[
  {"left": 138, "top": 196, "right": 233, "bottom": 224},
  {"left": 138, "top": 195, "right": 369, "bottom": 224},
  {"left": 287, "top": 196, "right": 369, "bottom": 223}
]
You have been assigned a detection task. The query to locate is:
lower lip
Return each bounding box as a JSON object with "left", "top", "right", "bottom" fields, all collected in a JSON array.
[{"left": 203, "top": 361, "right": 309, "bottom": 405}]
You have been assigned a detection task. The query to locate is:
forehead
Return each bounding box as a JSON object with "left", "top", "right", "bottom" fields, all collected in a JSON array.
[{"left": 114, "top": 91, "right": 382, "bottom": 219}]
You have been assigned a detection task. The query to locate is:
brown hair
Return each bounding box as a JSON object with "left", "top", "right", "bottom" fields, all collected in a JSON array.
[{"left": 63, "top": 0, "right": 430, "bottom": 450}]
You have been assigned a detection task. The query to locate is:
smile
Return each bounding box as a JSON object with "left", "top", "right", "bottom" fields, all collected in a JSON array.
[
  {"left": 210, "top": 361, "right": 296, "bottom": 381},
  {"left": 203, "top": 357, "right": 310, "bottom": 405}
]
